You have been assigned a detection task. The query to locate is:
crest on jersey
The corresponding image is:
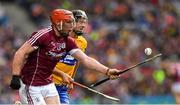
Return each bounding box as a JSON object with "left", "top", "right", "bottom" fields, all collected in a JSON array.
[
  {"left": 57, "top": 42, "right": 65, "bottom": 50},
  {"left": 50, "top": 42, "right": 66, "bottom": 51},
  {"left": 46, "top": 42, "right": 67, "bottom": 59}
]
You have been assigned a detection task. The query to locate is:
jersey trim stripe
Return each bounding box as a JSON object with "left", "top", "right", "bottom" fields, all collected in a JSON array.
[
  {"left": 30, "top": 49, "right": 40, "bottom": 86},
  {"left": 28, "top": 28, "right": 50, "bottom": 44},
  {"left": 30, "top": 28, "right": 52, "bottom": 45},
  {"left": 28, "top": 27, "right": 52, "bottom": 45},
  {"left": 25, "top": 86, "right": 34, "bottom": 104},
  {"left": 69, "top": 48, "right": 79, "bottom": 55},
  {"left": 28, "top": 27, "right": 51, "bottom": 43}
]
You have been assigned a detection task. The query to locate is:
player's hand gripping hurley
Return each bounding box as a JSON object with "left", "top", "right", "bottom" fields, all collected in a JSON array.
[{"left": 90, "top": 53, "right": 162, "bottom": 88}]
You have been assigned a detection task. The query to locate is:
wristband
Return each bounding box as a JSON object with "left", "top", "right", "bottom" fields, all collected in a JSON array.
[
  {"left": 10, "top": 75, "right": 21, "bottom": 90},
  {"left": 105, "top": 68, "right": 110, "bottom": 76}
]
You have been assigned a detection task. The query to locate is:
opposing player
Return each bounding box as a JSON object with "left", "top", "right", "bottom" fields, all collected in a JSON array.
[
  {"left": 9, "top": 9, "right": 120, "bottom": 105},
  {"left": 164, "top": 61, "right": 180, "bottom": 104},
  {"left": 52, "top": 10, "right": 88, "bottom": 104}
]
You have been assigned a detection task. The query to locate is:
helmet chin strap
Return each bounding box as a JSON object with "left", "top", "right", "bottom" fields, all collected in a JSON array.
[{"left": 54, "top": 21, "right": 69, "bottom": 37}]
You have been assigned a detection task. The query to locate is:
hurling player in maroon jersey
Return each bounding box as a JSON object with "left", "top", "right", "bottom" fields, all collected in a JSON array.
[{"left": 10, "top": 9, "right": 121, "bottom": 105}]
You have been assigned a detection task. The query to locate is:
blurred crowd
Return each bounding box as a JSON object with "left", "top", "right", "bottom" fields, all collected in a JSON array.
[{"left": 0, "top": 0, "right": 180, "bottom": 104}]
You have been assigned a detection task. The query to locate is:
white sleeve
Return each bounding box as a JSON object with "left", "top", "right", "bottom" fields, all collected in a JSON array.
[{"left": 69, "top": 48, "right": 79, "bottom": 55}]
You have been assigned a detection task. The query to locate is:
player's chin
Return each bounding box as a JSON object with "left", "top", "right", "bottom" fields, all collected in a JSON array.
[
  {"left": 67, "top": 29, "right": 73, "bottom": 33},
  {"left": 64, "top": 30, "right": 72, "bottom": 35}
]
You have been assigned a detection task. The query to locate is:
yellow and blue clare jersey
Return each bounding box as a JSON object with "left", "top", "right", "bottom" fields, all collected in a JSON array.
[{"left": 53, "top": 35, "right": 87, "bottom": 84}]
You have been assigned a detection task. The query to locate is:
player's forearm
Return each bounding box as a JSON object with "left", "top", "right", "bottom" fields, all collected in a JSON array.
[
  {"left": 53, "top": 67, "right": 66, "bottom": 77},
  {"left": 12, "top": 51, "right": 26, "bottom": 75},
  {"left": 72, "top": 50, "right": 109, "bottom": 74},
  {"left": 82, "top": 56, "right": 108, "bottom": 74}
]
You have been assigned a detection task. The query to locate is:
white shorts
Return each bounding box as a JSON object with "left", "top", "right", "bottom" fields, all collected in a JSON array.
[
  {"left": 172, "top": 82, "right": 180, "bottom": 93},
  {"left": 19, "top": 81, "right": 59, "bottom": 105}
]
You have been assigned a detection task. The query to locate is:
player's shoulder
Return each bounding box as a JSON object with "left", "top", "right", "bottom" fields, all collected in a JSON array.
[
  {"left": 28, "top": 27, "right": 53, "bottom": 43},
  {"left": 66, "top": 36, "right": 76, "bottom": 44},
  {"left": 77, "top": 36, "right": 87, "bottom": 43},
  {"left": 76, "top": 36, "right": 87, "bottom": 50},
  {"left": 31, "top": 26, "right": 52, "bottom": 37},
  {"left": 67, "top": 36, "right": 75, "bottom": 41}
]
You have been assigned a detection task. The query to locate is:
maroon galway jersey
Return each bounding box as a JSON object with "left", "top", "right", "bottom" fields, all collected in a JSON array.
[{"left": 21, "top": 27, "right": 78, "bottom": 86}]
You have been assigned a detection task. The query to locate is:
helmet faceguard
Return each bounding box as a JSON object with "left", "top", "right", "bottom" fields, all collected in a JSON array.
[
  {"left": 50, "top": 9, "right": 75, "bottom": 37},
  {"left": 72, "top": 10, "right": 88, "bottom": 36}
]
